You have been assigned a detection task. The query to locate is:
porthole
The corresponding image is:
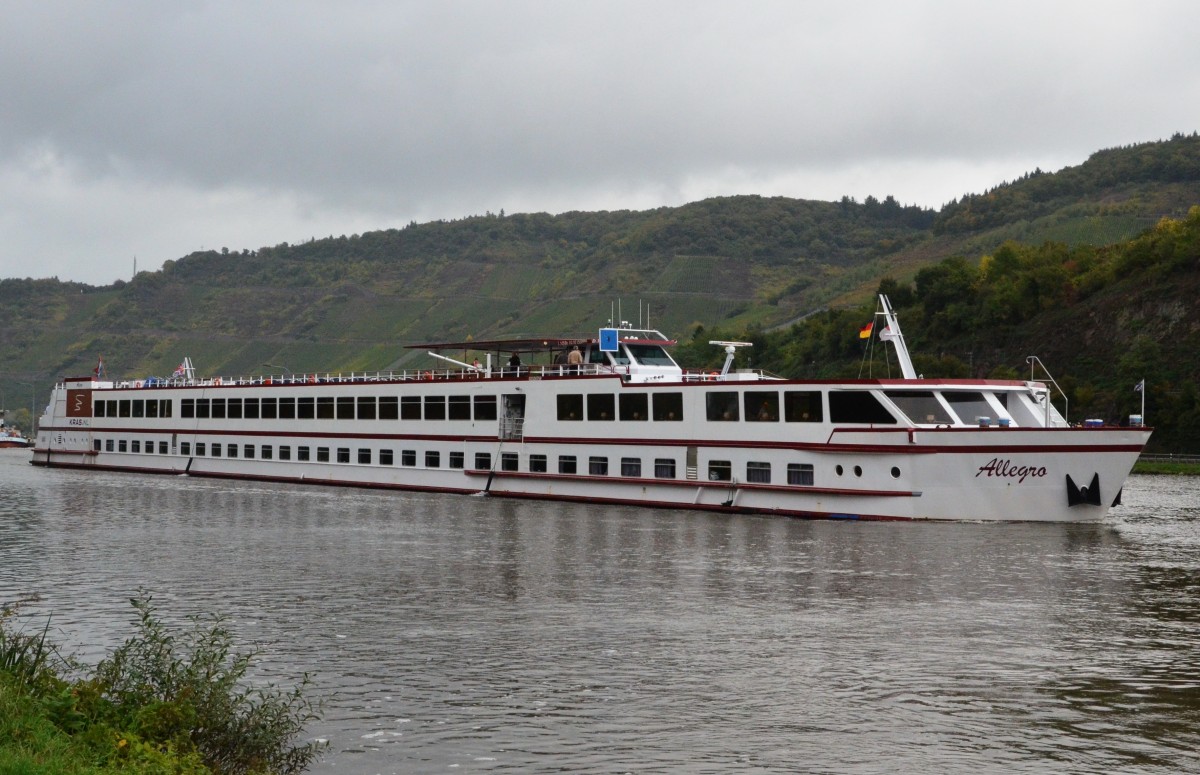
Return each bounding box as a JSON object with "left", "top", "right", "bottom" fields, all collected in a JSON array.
[
  {"left": 891, "top": 466, "right": 901, "bottom": 479},
  {"left": 835, "top": 464, "right": 844, "bottom": 476},
  {"left": 854, "top": 465, "right": 863, "bottom": 477}
]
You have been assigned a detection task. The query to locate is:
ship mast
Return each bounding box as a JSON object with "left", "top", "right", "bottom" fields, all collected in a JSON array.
[{"left": 879, "top": 294, "right": 917, "bottom": 379}]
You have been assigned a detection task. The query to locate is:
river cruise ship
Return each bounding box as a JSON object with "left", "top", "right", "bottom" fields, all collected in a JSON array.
[{"left": 32, "top": 297, "right": 1150, "bottom": 522}]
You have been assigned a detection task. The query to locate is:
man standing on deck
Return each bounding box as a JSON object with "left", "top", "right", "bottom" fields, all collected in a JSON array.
[{"left": 567, "top": 345, "right": 583, "bottom": 374}]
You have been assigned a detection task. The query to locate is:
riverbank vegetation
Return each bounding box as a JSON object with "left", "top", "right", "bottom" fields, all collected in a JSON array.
[{"left": 0, "top": 595, "right": 323, "bottom": 774}]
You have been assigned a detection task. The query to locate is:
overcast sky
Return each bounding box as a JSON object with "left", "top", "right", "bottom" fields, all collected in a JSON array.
[{"left": 2, "top": 0, "right": 1197, "bottom": 286}]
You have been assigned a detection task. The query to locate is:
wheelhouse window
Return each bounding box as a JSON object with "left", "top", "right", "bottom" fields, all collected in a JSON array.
[
  {"left": 884, "top": 391, "right": 953, "bottom": 425},
  {"left": 587, "top": 394, "right": 615, "bottom": 421},
  {"left": 744, "top": 391, "right": 779, "bottom": 422},
  {"left": 626, "top": 344, "right": 676, "bottom": 366},
  {"left": 557, "top": 394, "right": 584, "bottom": 421},
  {"left": 620, "top": 393, "right": 648, "bottom": 421},
  {"left": 706, "top": 392, "right": 740, "bottom": 421},
  {"left": 943, "top": 392, "right": 997, "bottom": 425},
  {"left": 653, "top": 392, "right": 683, "bottom": 421},
  {"left": 829, "top": 391, "right": 897, "bottom": 424},
  {"left": 784, "top": 391, "right": 823, "bottom": 422}
]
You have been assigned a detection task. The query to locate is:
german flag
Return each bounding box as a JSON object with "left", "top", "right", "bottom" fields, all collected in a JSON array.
[{"left": 858, "top": 321, "right": 874, "bottom": 339}]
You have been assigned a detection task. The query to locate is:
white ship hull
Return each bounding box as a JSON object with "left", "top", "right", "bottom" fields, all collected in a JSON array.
[{"left": 32, "top": 369, "right": 1149, "bottom": 523}]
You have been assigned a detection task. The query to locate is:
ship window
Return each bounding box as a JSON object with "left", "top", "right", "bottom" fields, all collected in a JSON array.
[
  {"left": 261, "top": 398, "right": 277, "bottom": 419},
  {"left": 227, "top": 398, "right": 242, "bottom": 419},
  {"left": 884, "top": 391, "right": 952, "bottom": 424},
  {"left": 589, "top": 456, "right": 608, "bottom": 475},
  {"left": 559, "top": 455, "right": 577, "bottom": 474},
  {"left": 145, "top": 400, "right": 158, "bottom": 418},
  {"left": 529, "top": 454, "right": 547, "bottom": 472},
  {"left": 145, "top": 440, "right": 153, "bottom": 453},
  {"left": 94, "top": 439, "right": 102, "bottom": 451},
  {"left": 195, "top": 399, "right": 210, "bottom": 419},
  {"left": 317, "top": 447, "right": 330, "bottom": 462},
  {"left": 621, "top": 457, "right": 641, "bottom": 477},
  {"left": 655, "top": 458, "right": 676, "bottom": 479},
  {"left": 108, "top": 400, "right": 119, "bottom": 416},
  {"left": 424, "top": 396, "right": 445, "bottom": 420},
  {"left": 194, "top": 442, "right": 204, "bottom": 456},
  {"left": 423, "top": 450, "right": 439, "bottom": 467},
  {"left": 401, "top": 396, "right": 421, "bottom": 420},
  {"left": 829, "top": 391, "right": 898, "bottom": 424},
  {"left": 501, "top": 452, "right": 519, "bottom": 471},
  {"left": 358, "top": 448, "right": 370, "bottom": 464},
  {"left": 337, "top": 397, "right": 355, "bottom": 420},
  {"left": 298, "top": 397, "right": 315, "bottom": 419},
  {"left": 620, "top": 393, "right": 648, "bottom": 421},
  {"left": 132, "top": 400, "right": 144, "bottom": 418},
  {"left": 132, "top": 440, "right": 141, "bottom": 453},
  {"left": 746, "top": 461, "right": 771, "bottom": 483},
  {"left": 449, "top": 451, "right": 464, "bottom": 469},
  {"left": 475, "top": 452, "right": 491, "bottom": 470},
  {"left": 557, "top": 394, "right": 584, "bottom": 421},
  {"left": 474, "top": 395, "right": 497, "bottom": 420},
  {"left": 244, "top": 444, "right": 256, "bottom": 459},
  {"left": 943, "top": 392, "right": 995, "bottom": 425},
  {"left": 279, "top": 445, "right": 291, "bottom": 461},
  {"left": 653, "top": 392, "right": 683, "bottom": 421},
  {"left": 706, "top": 392, "right": 740, "bottom": 421},
  {"left": 227, "top": 443, "right": 238, "bottom": 458},
  {"left": 788, "top": 463, "right": 814, "bottom": 486},
  {"left": 297, "top": 446, "right": 310, "bottom": 462},
  {"left": 336, "top": 447, "right": 349, "bottom": 463},
  {"left": 211, "top": 399, "right": 226, "bottom": 419},
  {"left": 784, "top": 391, "right": 823, "bottom": 422},
  {"left": 261, "top": 445, "right": 273, "bottom": 460},
  {"left": 379, "top": 449, "right": 393, "bottom": 466},
  {"left": 402, "top": 450, "right": 416, "bottom": 466},
  {"left": 243, "top": 398, "right": 259, "bottom": 420},
  {"left": 176, "top": 441, "right": 185, "bottom": 455},
  {"left": 625, "top": 344, "right": 675, "bottom": 366},
  {"left": 105, "top": 439, "right": 114, "bottom": 452},
  {"left": 379, "top": 396, "right": 399, "bottom": 420},
  {"left": 708, "top": 460, "right": 732, "bottom": 481},
  {"left": 95, "top": 400, "right": 106, "bottom": 418},
  {"left": 744, "top": 391, "right": 779, "bottom": 422},
  {"left": 159, "top": 441, "right": 168, "bottom": 454},
  {"left": 587, "top": 394, "right": 615, "bottom": 421},
  {"left": 159, "top": 399, "right": 172, "bottom": 418},
  {"left": 316, "top": 397, "right": 334, "bottom": 419},
  {"left": 119, "top": 400, "right": 131, "bottom": 418},
  {"left": 211, "top": 443, "right": 221, "bottom": 458},
  {"left": 448, "top": 395, "right": 470, "bottom": 420},
  {"left": 357, "top": 397, "right": 376, "bottom": 420}
]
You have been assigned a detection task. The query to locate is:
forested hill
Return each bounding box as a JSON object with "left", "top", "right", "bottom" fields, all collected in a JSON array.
[{"left": 1, "top": 133, "right": 1199, "bottom": 443}]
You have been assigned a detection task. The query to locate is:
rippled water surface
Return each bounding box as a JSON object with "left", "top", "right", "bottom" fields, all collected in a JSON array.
[{"left": 2, "top": 452, "right": 1199, "bottom": 773}]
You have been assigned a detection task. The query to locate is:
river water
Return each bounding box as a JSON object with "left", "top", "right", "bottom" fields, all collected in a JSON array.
[{"left": 2, "top": 452, "right": 1198, "bottom": 774}]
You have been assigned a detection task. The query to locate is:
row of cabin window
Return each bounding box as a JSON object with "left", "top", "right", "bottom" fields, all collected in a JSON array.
[
  {"left": 94, "top": 438, "right": 816, "bottom": 486},
  {"left": 554, "top": 390, "right": 880, "bottom": 424},
  {"left": 93, "top": 399, "right": 174, "bottom": 418},
  {"left": 174, "top": 395, "right": 499, "bottom": 421}
]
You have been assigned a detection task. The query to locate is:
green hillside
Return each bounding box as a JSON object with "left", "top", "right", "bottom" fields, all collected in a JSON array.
[{"left": 2, "top": 133, "right": 1199, "bottom": 445}]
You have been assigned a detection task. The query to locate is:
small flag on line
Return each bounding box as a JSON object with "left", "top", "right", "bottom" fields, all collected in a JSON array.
[{"left": 858, "top": 321, "right": 874, "bottom": 339}]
